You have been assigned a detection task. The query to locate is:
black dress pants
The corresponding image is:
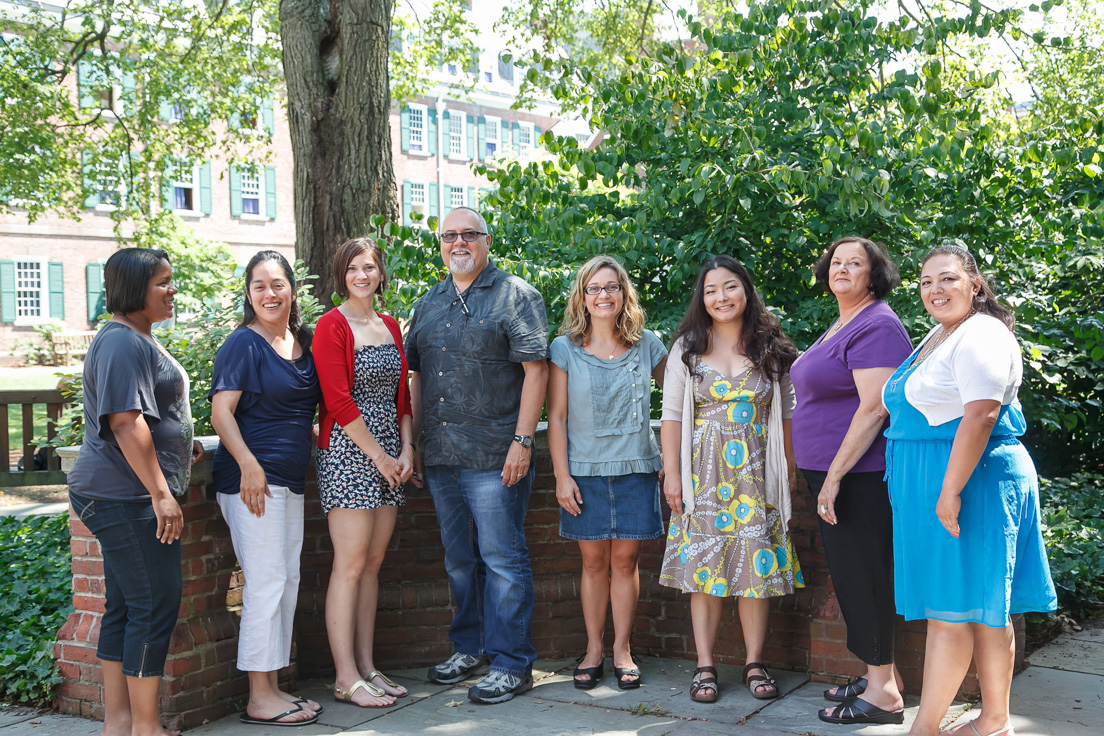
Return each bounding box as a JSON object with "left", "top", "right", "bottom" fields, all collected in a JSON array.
[{"left": 802, "top": 469, "right": 896, "bottom": 665}]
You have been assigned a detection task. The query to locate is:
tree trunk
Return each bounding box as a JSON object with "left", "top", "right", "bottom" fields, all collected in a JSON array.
[{"left": 280, "top": 0, "right": 398, "bottom": 304}]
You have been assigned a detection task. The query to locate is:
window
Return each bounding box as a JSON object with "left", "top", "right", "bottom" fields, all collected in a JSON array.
[
  {"left": 16, "top": 261, "right": 43, "bottom": 320},
  {"left": 170, "top": 102, "right": 187, "bottom": 121},
  {"left": 484, "top": 71, "right": 493, "bottom": 83},
  {"left": 484, "top": 115, "right": 500, "bottom": 158},
  {"left": 450, "top": 186, "right": 466, "bottom": 209},
  {"left": 449, "top": 113, "right": 465, "bottom": 157},
  {"left": 447, "top": 63, "right": 458, "bottom": 76},
  {"left": 409, "top": 104, "right": 426, "bottom": 153},
  {"left": 169, "top": 162, "right": 195, "bottom": 211},
  {"left": 519, "top": 121, "right": 534, "bottom": 150},
  {"left": 96, "top": 163, "right": 124, "bottom": 208},
  {"left": 240, "top": 172, "right": 261, "bottom": 215},
  {"left": 498, "top": 53, "right": 514, "bottom": 83},
  {"left": 411, "top": 182, "right": 426, "bottom": 207}
]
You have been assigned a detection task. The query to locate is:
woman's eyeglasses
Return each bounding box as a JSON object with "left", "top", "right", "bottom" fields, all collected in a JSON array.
[
  {"left": 439, "top": 231, "right": 487, "bottom": 244},
  {"left": 583, "top": 284, "right": 623, "bottom": 295}
]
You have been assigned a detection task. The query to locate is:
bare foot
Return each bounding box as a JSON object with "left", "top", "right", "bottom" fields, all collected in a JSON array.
[
  {"left": 941, "top": 717, "right": 1013, "bottom": 736},
  {"left": 368, "top": 672, "right": 408, "bottom": 698},
  {"left": 612, "top": 652, "right": 639, "bottom": 685},
  {"left": 277, "top": 689, "right": 322, "bottom": 713},
  {"left": 244, "top": 692, "right": 317, "bottom": 724}
]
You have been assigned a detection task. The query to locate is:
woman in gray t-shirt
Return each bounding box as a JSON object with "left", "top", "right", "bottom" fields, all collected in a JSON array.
[
  {"left": 68, "top": 248, "right": 202, "bottom": 736},
  {"left": 547, "top": 255, "right": 667, "bottom": 691}
]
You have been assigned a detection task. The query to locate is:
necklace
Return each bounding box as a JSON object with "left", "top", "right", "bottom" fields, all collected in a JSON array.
[
  {"left": 816, "top": 296, "right": 874, "bottom": 346},
  {"left": 910, "top": 311, "right": 976, "bottom": 369}
]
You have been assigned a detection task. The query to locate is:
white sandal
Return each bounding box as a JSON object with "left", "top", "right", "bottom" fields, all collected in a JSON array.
[
  {"left": 367, "top": 670, "right": 408, "bottom": 697},
  {"left": 333, "top": 678, "right": 392, "bottom": 708}
]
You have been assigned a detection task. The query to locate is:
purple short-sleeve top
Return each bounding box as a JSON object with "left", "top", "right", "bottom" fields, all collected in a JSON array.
[{"left": 790, "top": 300, "right": 912, "bottom": 472}]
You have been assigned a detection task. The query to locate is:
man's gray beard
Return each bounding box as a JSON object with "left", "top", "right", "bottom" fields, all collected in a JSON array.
[{"left": 449, "top": 254, "right": 475, "bottom": 274}]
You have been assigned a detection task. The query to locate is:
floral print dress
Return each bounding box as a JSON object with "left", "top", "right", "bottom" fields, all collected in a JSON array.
[{"left": 660, "top": 360, "right": 803, "bottom": 598}]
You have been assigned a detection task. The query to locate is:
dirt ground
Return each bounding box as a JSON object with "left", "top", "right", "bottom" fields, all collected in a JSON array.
[{"left": 0, "top": 485, "right": 67, "bottom": 506}]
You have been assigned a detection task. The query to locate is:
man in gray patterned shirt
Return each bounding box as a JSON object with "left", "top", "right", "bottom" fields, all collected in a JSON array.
[{"left": 406, "top": 207, "right": 549, "bottom": 704}]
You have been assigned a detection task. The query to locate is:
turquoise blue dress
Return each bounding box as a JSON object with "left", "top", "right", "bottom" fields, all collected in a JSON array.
[{"left": 882, "top": 355, "right": 1056, "bottom": 627}]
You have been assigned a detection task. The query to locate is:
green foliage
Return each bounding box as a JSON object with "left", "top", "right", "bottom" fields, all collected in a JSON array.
[
  {"left": 14, "top": 321, "right": 68, "bottom": 367},
  {"left": 392, "top": 1, "right": 482, "bottom": 103},
  {"left": 479, "top": 0, "right": 1103, "bottom": 473},
  {"left": 1038, "top": 473, "right": 1104, "bottom": 620},
  {"left": 0, "top": 513, "right": 72, "bottom": 706}
]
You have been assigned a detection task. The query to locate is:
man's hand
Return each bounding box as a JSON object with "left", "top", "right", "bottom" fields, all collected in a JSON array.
[{"left": 501, "top": 441, "right": 531, "bottom": 487}]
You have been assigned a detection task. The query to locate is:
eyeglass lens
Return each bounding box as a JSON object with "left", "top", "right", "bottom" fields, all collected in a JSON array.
[
  {"left": 584, "top": 284, "right": 622, "bottom": 295},
  {"left": 440, "top": 231, "right": 485, "bottom": 243}
]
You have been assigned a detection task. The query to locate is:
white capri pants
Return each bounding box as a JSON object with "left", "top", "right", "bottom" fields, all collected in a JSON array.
[{"left": 217, "top": 486, "right": 304, "bottom": 672}]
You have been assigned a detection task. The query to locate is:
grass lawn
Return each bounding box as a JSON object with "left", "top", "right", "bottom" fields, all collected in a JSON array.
[{"left": 0, "top": 367, "right": 80, "bottom": 454}]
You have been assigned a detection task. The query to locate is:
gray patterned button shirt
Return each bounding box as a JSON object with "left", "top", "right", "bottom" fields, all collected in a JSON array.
[{"left": 406, "top": 261, "right": 549, "bottom": 470}]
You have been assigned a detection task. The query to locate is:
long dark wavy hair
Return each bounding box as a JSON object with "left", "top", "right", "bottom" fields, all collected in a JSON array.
[
  {"left": 240, "top": 250, "right": 313, "bottom": 350},
  {"left": 921, "top": 245, "right": 1015, "bottom": 331},
  {"left": 673, "top": 254, "right": 798, "bottom": 380}
]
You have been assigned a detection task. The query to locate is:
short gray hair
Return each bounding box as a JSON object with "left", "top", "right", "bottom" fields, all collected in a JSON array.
[{"left": 441, "top": 206, "right": 489, "bottom": 234}]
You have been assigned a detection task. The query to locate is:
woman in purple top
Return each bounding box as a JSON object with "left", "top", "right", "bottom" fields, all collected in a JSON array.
[{"left": 790, "top": 237, "right": 912, "bottom": 725}]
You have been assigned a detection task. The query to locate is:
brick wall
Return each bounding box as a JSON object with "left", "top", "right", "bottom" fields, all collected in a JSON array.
[{"left": 55, "top": 431, "right": 1016, "bottom": 727}]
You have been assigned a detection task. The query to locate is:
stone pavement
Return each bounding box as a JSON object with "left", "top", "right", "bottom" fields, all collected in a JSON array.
[{"left": 3, "top": 632, "right": 1102, "bottom": 736}]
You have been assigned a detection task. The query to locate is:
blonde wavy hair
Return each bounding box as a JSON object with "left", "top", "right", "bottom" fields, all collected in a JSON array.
[{"left": 559, "top": 255, "right": 646, "bottom": 347}]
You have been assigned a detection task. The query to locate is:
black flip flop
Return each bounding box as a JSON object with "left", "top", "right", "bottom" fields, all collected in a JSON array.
[
  {"left": 818, "top": 697, "right": 904, "bottom": 725},
  {"left": 824, "top": 677, "right": 867, "bottom": 702},
  {"left": 294, "top": 698, "right": 323, "bottom": 715},
  {"left": 240, "top": 702, "right": 320, "bottom": 727},
  {"left": 614, "top": 666, "right": 641, "bottom": 690}
]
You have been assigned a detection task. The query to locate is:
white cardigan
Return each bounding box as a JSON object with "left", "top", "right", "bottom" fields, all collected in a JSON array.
[{"left": 661, "top": 338, "right": 795, "bottom": 521}]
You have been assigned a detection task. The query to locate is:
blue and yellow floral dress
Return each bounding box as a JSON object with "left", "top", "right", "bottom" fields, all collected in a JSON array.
[{"left": 659, "top": 360, "right": 803, "bottom": 598}]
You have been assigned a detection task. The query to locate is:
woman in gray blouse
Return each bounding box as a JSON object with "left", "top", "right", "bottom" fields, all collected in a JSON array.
[{"left": 547, "top": 255, "right": 667, "bottom": 691}]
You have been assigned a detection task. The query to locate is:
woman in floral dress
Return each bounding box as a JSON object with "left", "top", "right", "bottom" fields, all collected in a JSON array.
[
  {"left": 315, "top": 238, "right": 414, "bottom": 708},
  {"left": 659, "top": 254, "right": 803, "bottom": 703}
]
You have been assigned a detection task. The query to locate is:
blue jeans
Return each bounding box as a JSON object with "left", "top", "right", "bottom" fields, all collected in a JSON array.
[
  {"left": 69, "top": 492, "right": 182, "bottom": 677},
  {"left": 426, "top": 465, "right": 537, "bottom": 677}
]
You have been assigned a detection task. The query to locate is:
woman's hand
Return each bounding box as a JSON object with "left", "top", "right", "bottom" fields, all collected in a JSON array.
[
  {"left": 153, "top": 494, "right": 183, "bottom": 543},
  {"left": 240, "top": 458, "right": 271, "bottom": 517},
  {"left": 410, "top": 445, "right": 425, "bottom": 489},
  {"left": 663, "top": 473, "right": 683, "bottom": 516},
  {"left": 555, "top": 476, "right": 583, "bottom": 516},
  {"left": 936, "top": 489, "right": 961, "bottom": 538},
  {"left": 191, "top": 440, "right": 205, "bottom": 465},
  {"left": 817, "top": 476, "right": 841, "bottom": 526},
  {"left": 397, "top": 444, "right": 415, "bottom": 485},
  {"left": 374, "top": 451, "right": 405, "bottom": 489}
]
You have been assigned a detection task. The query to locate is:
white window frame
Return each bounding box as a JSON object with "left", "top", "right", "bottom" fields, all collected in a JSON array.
[
  {"left": 449, "top": 185, "right": 467, "bottom": 209},
  {"left": 13, "top": 258, "right": 49, "bottom": 327},
  {"left": 93, "top": 157, "right": 127, "bottom": 212},
  {"left": 448, "top": 112, "right": 467, "bottom": 160},
  {"left": 518, "top": 121, "right": 535, "bottom": 151},
  {"left": 484, "top": 115, "right": 500, "bottom": 158},
  {"left": 239, "top": 170, "right": 265, "bottom": 219},
  {"left": 407, "top": 102, "right": 428, "bottom": 155},
  {"left": 410, "top": 182, "right": 428, "bottom": 224},
  {"left": 170, "top": 163, "right": 200, "bottom": 216}
]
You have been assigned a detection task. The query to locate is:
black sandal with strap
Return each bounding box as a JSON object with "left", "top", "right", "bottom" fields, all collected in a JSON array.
[
  {"left": 690, "top": 666, "right": 718, "bottom": 703},
  {"left": 742, "top": 661, "right": 778, "bottom": 700},
  {"left": 823, "top": 676, "right": 867, "bottom": 702},
  {"left": 818, "top": 697, "right": 904, "bottom": 725},
  {"left": 573, "top": 655, "right": 604, "bottom": 690}
]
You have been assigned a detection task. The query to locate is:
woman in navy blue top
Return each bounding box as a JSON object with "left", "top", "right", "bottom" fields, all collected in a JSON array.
[{"left": 209, "top": 251, "right": 323, "bottom": 726}]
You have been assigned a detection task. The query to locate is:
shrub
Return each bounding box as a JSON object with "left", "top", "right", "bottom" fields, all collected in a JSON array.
[
  {"left": 15, "top": 320, "right": 67, "bottom": 366},
  {"left": 1037, "top": 473, "right": 1104, "bottom": 621},
  {"left": 0, "top": 513, "right": 72, "bottom": 705}
]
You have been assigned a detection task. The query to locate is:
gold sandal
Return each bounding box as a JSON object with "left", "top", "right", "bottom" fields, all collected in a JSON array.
[
  {"left": 333, "top": 678, "right": 392, "bottom": 707},
  {"left": 367, "top": 670, "right": 408, "bottom": 697}
]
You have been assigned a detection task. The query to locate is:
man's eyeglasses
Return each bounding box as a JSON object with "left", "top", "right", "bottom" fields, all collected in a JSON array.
[
  {"left": 439, "top": 230, "right": 487, "bottom": 244},
  {"left": 583, "top": 284, "right": 623, "bottom": 296}
]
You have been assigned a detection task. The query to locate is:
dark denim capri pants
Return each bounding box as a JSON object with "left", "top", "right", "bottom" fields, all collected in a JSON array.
[
  {"left": 70, "top": 491, "right": 182, "bottom": 677},
  {"left": 559, "top": 471, "right": 664, "bottom": 541}
]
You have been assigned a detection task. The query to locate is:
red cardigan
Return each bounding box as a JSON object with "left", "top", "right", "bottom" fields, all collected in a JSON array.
[{"left": 314, "top": 308, "right": 412, "bottom": 450}]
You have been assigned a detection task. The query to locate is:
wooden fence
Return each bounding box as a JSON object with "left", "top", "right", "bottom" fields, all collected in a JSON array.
[{"left": 0, "top": 389, "right": 67, "bottom": 486}]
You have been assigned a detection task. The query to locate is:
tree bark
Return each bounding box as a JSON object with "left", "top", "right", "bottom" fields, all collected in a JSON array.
[{"left": 280, "top": 0, "right": 398, "bottom": 303}]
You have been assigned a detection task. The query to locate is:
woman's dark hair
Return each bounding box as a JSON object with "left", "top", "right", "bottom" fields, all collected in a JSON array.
[
  {"left": 104, "top": 247, "right": 170, "bottom": 315},
  {"left": 921, "top": 244, "right": 1015, "bottom": 330},
  {"left": 240, "top": 250, "right": 313, "bottom": 350},
  {"left": 332, "top": 237, "right": 389, "bottom": 300},
  {"left": 812, "top": 236, "right": 901, "bottom": 299},
  {"left": 672, "top": 254, "right": 798, "bottom": 380}
]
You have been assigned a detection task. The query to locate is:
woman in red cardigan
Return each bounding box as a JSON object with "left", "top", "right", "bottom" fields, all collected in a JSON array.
[{"left": 314, "top": 237, "right": 414, "bottom": 708}]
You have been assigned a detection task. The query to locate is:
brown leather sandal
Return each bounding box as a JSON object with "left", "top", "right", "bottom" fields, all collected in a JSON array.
[
  {"left": 690, "top": 666, "right": 718, "bottom": 703},
  {"left": 742, "top": 661, "right": 778, "bottom": 700}
]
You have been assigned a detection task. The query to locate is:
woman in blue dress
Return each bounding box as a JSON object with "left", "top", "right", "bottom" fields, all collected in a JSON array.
[{"left": 882, "top": 245, "right": 1056, "bottom": 736}]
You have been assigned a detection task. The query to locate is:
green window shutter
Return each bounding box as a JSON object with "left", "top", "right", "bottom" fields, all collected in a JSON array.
[
  {"left": 199, "top": 161, "right": 212, "bottom": 215},
  {"left": 86, "top": 263, "right": 105, "bottom": 322},
  {"left": 534, "top": 125, "right": 542, "bottom": 148},
  {"left": 234, "top": 265, "right": 246, "bottom": 279},
  {"left": 120, "top": 69, "right": 136, "bottom": 114},
  {"left": 400, "top": 107, "right": 410, "bottom": 152},
  {"left": 159, "top": 99, "right": 174, "bottom": 121},
  {"left": 78, "top": 59, "right": 96, "bottom": 109},
  {"left": 513, "top": 122, "right": 521, "bottom": 150},
  {"left": 477, "top": 117, "right": 486, "bottom": 161},
  {"left": 264, "top": 167, "right": 277, "bottom": 219},
  {"left": 229, "top": 110, "right": 241, "bottom": 129},
  {"left": 161, "top": 159, "right": 174, "bottom": 211},
  {"left": 229, "top": 166, "right": 242, "bottom": 216},
  {"left": 48, "top": 262, "right": 64, "bottom": 319},
  {"left": 428, "top": 183, "right": 438, "bottom": 219},
  {"left": 466, "top": 114, "right": 475, "bottom": 159},
  {"left": 402, "top": 182, "right": 412, "bottom": 226},
  {"left": 427, "top": 110, "right": 437, "bottom": 155},
  {"left": 467, "top": 187, "right": 476, "bottom": 208},
  {"left": 262, "top": 97, "right": 275, "bottom": 135},
  {"left": 82, "top": 151, "right": 99, "bottom": 208},
  {"left": 0, "top": 262, "right": 15, "bottom": 323}
]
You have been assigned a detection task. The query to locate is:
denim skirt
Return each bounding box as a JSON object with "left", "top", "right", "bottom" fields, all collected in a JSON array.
[{"left": 559, "top": 471, "right": 664, "bottom": 541}]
